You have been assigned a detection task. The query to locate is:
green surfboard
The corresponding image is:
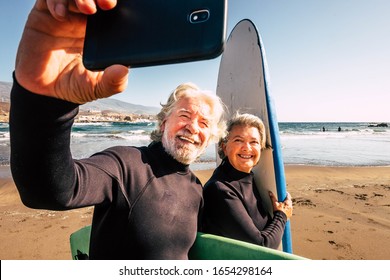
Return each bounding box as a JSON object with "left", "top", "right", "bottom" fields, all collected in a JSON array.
[{"left": 70, "top": 225, "right": 305, "bottom": 260}]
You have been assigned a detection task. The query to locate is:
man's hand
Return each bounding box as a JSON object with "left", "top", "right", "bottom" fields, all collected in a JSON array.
[{"left": 15, "top": 0, "right": 129, "bottom": 104}]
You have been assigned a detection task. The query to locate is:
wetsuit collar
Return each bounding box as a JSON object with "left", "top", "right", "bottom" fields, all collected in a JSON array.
[
  {"left": 218, "top": 158, "right": 253, "bottom": 183},
  {"left": 149, "top": 141, "right": 190, "bottom": 173}
]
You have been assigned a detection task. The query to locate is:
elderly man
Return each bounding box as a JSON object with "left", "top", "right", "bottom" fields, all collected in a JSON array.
[{"left": 10, "top": 0, "right": 225, "bottom": 260}]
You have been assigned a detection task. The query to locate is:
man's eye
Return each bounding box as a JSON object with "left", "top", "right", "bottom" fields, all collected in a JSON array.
[{"left": 201, "top": 122, "right": 209, "bottom": 128}]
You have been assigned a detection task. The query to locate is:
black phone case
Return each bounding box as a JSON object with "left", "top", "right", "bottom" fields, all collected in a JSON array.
[{"left": 83, "top": 0, "right": 227, "bottom": 70}]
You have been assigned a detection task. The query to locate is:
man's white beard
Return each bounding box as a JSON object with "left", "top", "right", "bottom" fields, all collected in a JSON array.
[{"left": 162, "top": 127, "right": 206, "bottom": 165}]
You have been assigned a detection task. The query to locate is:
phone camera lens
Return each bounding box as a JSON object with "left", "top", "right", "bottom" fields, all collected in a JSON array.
[{"left": 189, "top": 10, "right": 210, "bottom": 24}]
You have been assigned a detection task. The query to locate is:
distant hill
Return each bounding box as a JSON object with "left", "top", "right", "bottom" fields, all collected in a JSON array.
[
  {"left": 81, "top": 98, "right": 159, "bottom": 115},
  {"left": 0, "top": 81, "right": 159, "bottom": 115}
]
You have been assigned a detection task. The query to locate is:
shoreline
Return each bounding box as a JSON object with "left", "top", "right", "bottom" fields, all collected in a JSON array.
[{"left": 1, "top": 165, "right": 389, "bottom": 260}]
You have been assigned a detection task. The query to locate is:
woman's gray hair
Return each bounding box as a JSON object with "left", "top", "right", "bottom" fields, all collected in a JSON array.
[
  {"left": 150, "top": 82, "right": 226, "bottom": 143},
  {"left": 218, "top": 112, "right": 266, "bottom": 159}
]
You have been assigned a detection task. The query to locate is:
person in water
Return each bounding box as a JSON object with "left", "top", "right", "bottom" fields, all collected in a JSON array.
[
  {"left": 202, "top": 113, "right": 293, "bottom": 249},
  {"left": 10, "top": 0, "right": 226, "bottom": 259}
]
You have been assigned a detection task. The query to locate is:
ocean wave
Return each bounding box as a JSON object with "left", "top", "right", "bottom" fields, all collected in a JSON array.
[
  {"left": 73, "top": 122, "right": 112, "bottom": 127},
  {"left": 279, "top": 129, "right": 390, "bottom": 140},
  {"left": 78, "top": 131, "right": 150, "bottom": 138},
  {"left": 129, "top": 129, "right": 147, "bottom": 134},
  {"left": 0, "top": 132, "right": 10, "bottom": 140},
  {"left": 1, "top": 122, "right": 389, "bottom": 167}
]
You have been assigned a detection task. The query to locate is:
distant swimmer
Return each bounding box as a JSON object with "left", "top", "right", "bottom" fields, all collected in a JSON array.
[
  {"left": 338, "top": 126, "right": 341, "bottom": 132},
  {"left": 322, "top": 126, "right": 325, "bottom": 132}
]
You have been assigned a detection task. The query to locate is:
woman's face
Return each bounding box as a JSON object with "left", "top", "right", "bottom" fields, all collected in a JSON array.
[{"left": 223, "top": 125, "right": 261, "bottom": 173}]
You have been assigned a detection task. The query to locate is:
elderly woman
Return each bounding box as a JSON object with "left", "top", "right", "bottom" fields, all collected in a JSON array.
[{"left": 202, "top": 113, "right": 293, "bottom": 249}]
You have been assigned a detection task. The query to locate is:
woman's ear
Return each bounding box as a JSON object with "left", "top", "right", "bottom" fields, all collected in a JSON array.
[{"left": 221, "top": 142, "right": 227, "bottom": 156}]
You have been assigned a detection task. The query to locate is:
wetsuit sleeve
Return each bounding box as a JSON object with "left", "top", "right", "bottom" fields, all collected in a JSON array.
[
  {"left": 9, "top": 77, "right": 121, "bottom": 210},
  {"left": 204, "top": 181, "right": 287, "bottom": 249}
]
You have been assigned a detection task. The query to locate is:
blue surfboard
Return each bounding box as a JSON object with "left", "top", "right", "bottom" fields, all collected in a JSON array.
[{"left": 216, "top": 19, "right": 293, "bottom": 253}]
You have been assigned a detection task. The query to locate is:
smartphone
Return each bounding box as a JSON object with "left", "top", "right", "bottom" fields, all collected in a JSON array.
[{"left": 83, "top": 0, "right": 227, "bottom": 70}]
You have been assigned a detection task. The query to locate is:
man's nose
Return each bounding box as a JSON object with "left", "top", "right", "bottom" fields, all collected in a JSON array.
[{"left": 185, "top": 120, "right": 200, "bottom": 134}]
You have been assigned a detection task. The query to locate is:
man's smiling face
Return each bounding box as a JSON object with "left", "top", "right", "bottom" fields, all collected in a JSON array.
[{"left": 161, "top": 96, "right": 213, "bottom": 165}]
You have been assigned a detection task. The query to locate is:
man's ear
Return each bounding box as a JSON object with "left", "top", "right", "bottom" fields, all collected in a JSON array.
[{"left": 160, "top": 119, "right": 166, "bottom": 132}]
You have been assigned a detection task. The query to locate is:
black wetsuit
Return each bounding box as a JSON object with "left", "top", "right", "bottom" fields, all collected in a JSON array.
[
  {"left": 9, "top": 78, "right": 203, "bottom": 259},
  {"left": 202, "top": 159, "right": 286, "bottom": 249}
]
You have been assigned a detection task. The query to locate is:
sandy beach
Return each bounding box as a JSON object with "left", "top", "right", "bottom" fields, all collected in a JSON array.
[{"left": 1, "top": 165, "right": 389, "bottom": 260}]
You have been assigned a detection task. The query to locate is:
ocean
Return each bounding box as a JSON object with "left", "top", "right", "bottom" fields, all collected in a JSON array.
[{"left": 0, "top": 122, "right": 389, "bottom": 169}]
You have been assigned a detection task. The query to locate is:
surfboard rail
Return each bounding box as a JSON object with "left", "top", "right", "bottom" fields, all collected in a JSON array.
[{"left": 255, "top": 19, "right": 293, "bottom": 253}]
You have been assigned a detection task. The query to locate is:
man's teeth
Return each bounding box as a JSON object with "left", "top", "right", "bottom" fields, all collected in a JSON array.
[{"left": 179, "top": 136, "right": 195, "bottom": 144}]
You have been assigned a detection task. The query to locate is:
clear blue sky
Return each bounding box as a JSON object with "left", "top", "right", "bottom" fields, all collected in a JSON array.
[{"left": 1, "top": 0, "right": 390, "bottom": 122}]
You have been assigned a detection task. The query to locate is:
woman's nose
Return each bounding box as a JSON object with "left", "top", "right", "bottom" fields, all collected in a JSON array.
[{"left": 241, "top": 141, "right": 251, "bottom": 150}]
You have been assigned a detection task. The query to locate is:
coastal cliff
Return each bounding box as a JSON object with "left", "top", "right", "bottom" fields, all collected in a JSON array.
[{"left": 0, "top": 81, "right": 159, "bottom": 123}]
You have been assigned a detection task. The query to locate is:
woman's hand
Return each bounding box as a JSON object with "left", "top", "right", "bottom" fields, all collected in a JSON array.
[{"left": 269, "top": 191, "right": 293, "bottom": 219}]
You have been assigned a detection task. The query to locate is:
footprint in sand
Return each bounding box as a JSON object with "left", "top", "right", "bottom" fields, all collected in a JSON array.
[
  {"left": 381, "top": 184, "right": 390, "bottom": 191},
  {"left": 292, "top": 197, "right": 316, "bottom": 207},
  {"left": 314, "top": 188, "right": 344, "bottom": 194},
  {"left": 306, "top": 238, "right": 321, "bottom": 243},
  {"left": 328, "top": 240, "right": 351, "bottom": 250},
  {"left": 354, "top": 194, "right": 368, "bottom": 200}
]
